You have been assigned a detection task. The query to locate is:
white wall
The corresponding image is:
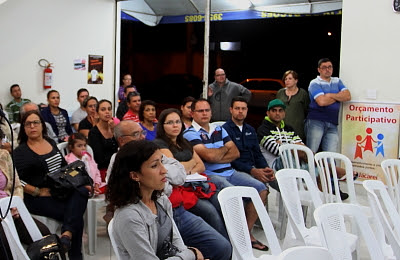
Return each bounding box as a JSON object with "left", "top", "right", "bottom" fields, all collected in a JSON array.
[
  {"left": 0, "top": 0, "right": 116, "bottom": 114},
  {"left": 340, "top": 0, "right": 400, "bottom": 102}
]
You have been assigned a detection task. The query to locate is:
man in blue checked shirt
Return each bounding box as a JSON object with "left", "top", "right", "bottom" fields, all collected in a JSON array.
[
  {"left": 305, "top": 58, "right": 351, "bottom": 154},
  {"left": 183, "top": 98, "right": 270, "bottom": 251}
]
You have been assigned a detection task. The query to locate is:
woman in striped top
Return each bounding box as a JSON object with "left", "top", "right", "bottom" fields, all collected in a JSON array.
[{"left": 14, "top": 110, "right": 88, "bottom": 260}]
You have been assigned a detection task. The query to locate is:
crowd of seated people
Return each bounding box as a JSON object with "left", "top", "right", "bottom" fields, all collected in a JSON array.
[{"left": 0, "top": 61, "right": 354, "bottom": 259}]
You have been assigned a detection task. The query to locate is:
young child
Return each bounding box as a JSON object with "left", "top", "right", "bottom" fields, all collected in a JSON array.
[{"left": 65, "top": 133, "right": 105, "bottom": 195}]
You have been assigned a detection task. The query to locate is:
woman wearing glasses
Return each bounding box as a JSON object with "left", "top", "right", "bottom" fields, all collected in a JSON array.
[
  {"left": 14, "top": 110, "right": 88, "bottom": 260},
  {"left": 154, "top": 109, "right": 230, "bottom": 244},
  {"left": 78, "top": 96, "right": 99, "bottom": 138},
  {"left": 88, "top": 99, "right": 119, "bottom": 182},
  {"left": 139, "top": 100, "right": 158, "bottom": 141}
]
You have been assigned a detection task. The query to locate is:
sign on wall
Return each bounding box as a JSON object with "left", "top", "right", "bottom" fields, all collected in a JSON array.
[
  {"left": 88, "top": 55, "right": 103, "bottom": 84},
  {"left": 341, "top": 102, "right": 400, "bottom": 182}
]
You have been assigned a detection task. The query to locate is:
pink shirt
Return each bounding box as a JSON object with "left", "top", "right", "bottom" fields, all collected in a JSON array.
[{"left": 65, "top": 152, "right": 104, "bottom": 186}]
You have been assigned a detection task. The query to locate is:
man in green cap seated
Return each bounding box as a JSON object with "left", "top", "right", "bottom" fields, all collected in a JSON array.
[{"left": 257, "top": 99, "right": 304, "bottom": 171}]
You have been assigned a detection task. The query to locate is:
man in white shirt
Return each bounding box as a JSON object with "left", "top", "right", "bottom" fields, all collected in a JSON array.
[{"left": 71, "top": 88, "right": 89, "bottom": 131}]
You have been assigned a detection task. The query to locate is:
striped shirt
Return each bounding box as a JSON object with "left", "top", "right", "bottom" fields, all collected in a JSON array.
[{"left": 183, "top": 121, "right": 234, "bottom": 177}]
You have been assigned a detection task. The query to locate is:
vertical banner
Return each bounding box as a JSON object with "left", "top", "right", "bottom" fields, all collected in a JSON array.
[
  {"left": 341, "top": 102, "right": 400, "bottom": 182},
  {"left": 88, "top": 55, "right": 103, "bottom": 84}
]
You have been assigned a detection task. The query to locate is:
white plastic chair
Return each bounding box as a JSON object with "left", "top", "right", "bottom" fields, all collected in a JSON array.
[
  {"left": 363, "top": 180, "right": 400, "bottom": 259},
  {"left": 0, "top": 196, "right": 45, "bottom": 259},
  {"left": 108, "top": 218, "right": 122, "bottom": 260},
  {"left": 57, "top": 141, "right": 101, "bottom": 255},
  {"left": 86, "top": 195, "right": 106, "bottom": 255},
  {"left": 218, "top": 186, "right": 282, "bottom": 260},
  {"left": 278, "top": 144, "right": 317, "bottom": 238},
  {"left": 314, "top": 152, "right": 358, "bottom": 204},
  {"left": 57, "top": 142, "right": 94, "bottom": 158},
  {"left": 381, "top": 159, "right": 400, "bottom": 211},
  {"left": 275, "top": 169, "right": 358, "bottom": 250},
  {"left": 314, "top": 203, "right": 385, "bottom": 260},
  {"left": 210, "top": 121, "right": 226, "bottom": 127},
  {"left": 277, "top": 246, "right": 333, "bottom": 260}
]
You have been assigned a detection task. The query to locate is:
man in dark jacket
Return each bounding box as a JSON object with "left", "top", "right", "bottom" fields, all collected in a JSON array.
[{"left": 223, "top": 97, "right": 277, "bottom": 191}]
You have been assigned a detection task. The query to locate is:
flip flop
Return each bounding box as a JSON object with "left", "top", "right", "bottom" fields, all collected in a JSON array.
[{"left": 251, "top": 240, "right": 269, "bottom": 251}]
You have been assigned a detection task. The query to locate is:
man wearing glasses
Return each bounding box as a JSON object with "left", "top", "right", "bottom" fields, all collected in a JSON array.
[
  {"left": 184, "top": 98, "right": 270, "bottom": 251},
  {"left": 305, "top": 58, "right": 351, "bottom": 154},
  {"left": 207, "top": 68, "right": 251, "bottom": 122}
]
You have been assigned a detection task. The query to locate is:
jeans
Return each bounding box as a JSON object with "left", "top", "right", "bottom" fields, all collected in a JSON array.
[
  {"left": 188, "top": 193, "right": 229, "bottom": 239},
  {"left": 305, "top": 119, "right": 339, "bottom": 153},
  {"left": 25, "top": 187, "right": 89, "bottom": 260},
  {"left": 209, "top": 170, "right": 267, "bottom": 193},
  {"left": 173, "top": 206, "right": 232, "bottom": 260}
]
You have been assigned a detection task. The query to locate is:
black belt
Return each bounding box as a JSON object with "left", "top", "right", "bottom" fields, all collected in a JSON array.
[{"left": 213, "top": 167, "right": 233, "bottom": 173}]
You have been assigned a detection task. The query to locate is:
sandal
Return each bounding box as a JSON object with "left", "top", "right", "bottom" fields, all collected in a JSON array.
[{"left": 251, "top": 240, "right": 269, "bottom": 251}]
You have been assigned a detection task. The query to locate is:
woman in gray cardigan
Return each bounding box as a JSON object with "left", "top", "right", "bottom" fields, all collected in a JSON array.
[{"left": 106, "top": 140, "right": 206, "bottom": 260}]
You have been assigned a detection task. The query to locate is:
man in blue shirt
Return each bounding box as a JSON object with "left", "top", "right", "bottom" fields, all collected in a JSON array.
[
  {"left": 223, "top": 97, "right": 278, "bottom": 191},
  {"left": 305, "top": 58, "right": 351, "bottom": 153},
  {"left": 184, "top": 98, "right": 269, "bottom": 251}
]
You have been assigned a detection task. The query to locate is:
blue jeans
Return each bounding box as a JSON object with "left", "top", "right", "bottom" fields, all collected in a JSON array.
[
  {"left": 188, "top": 192, "right": 229, "bottom": 239},
  {"left": 173, "top": 206, "right": 232, "bottom": 260},
  {"left": 209, "top": 170, "right": 267, "bottom": 193},
  {"left": 305, "top": 119, "right": 339, "bottom": 153}
]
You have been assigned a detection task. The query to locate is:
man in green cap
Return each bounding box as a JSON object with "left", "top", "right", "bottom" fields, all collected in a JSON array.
[
  {"left": 256, "top": 99, "right": 304, "bottom": 170},
  {"left": 257, "top": 99, "right": 350, "bottom": 200}
]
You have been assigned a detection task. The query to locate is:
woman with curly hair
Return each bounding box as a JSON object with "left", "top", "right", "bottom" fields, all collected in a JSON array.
[{"left": 106, "top": 140, "right": 204, "bottom": 260}]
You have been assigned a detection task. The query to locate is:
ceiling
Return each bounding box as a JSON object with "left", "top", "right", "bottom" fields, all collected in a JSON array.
[{"left": 119, "top": 0, "right": 342, "bottom": 26}]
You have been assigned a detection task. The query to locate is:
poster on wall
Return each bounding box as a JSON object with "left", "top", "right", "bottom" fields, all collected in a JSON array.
[
  {"left": 341, "top": 102, "right": 400, "bottom": 182},
  {"left": 87, "top": 55, "right": 103, "bottom": 84},
  {"left": 74, "top": 58, "right": 86, "bottom": 70}
]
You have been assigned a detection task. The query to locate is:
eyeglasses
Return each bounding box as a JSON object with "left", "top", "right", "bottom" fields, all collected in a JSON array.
[
  {"left": 121, "top": 130, "right": 147, "bottom": 139},
  {"left": 320, "top": 66, "right": 333, "bottom": 70},
  {"left": 87, "top": 104, "right": 97, "bottom": 108},
  {"left": 24, "top": 120, "right": 41, "bottom": 127},
  {"left": 164, "top": 120, "right": 182, "bottom": 125},
  {"left": 215, "top": 73, "right": 225, "bottom": 77},
  {"left": 193, "top": 109, "right": 211, "bottom": 113}
]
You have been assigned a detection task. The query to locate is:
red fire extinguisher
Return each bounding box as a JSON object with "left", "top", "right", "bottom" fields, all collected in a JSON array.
[
  {"left": 43, "top": 64, "right": 53, "bottom": 89},
  {"left": 39, "top": 59, "right": 53, "bottom": 89}
]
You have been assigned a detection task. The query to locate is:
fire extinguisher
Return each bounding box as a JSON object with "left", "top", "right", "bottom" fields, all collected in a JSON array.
[{"left": 38, "top": 59, "right": 53, "bottom": 89}]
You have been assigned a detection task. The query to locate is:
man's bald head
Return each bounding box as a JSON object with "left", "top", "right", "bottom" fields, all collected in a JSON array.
[{"left": 114, "top": 120, "right": 146, "bottom": 147}]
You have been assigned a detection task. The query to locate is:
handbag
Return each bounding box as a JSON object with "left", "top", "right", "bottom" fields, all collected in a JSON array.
[
  {"left": 26, "top": 234, "right": 66, "bottom": 260},
  {"left": 47, "top": 160, "right": 94, "bottom": 200}
]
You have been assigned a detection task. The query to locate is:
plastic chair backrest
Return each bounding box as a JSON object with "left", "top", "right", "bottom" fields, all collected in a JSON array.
[
  {"left": 275, "top": 169, "right": 323, "bottom": 244},
  {"left": 57, "top": 141, "right": 94, "bottom": 158},
  {"left": 218, "top": 186, "right": 282, "bottom": 259},
  {"left": 363, "top": 180, "right": 400, "bottom": 259},
  {"left": 314, "top": 203, "right": 385, "bottom": 260},
  {"left": 314, "top": 152, "right": 357, "bottom": 204},
  {"left": 278, "top": 144, "right": 317, "bottom": 184},
  {"left": 381, "top": 159, "right": 400, "bottom": 211},
  {"left": 210, "top": 121, "right": 226, "bottom": 128},
  {"left": 277, "top": 246, "right": 333, "bottom": 260},
  {"left": 0, "top": 196, "right": 44, "bottom": 259},
  {"left": 108, "top": 218, "right": 122, "bottom": 260}
]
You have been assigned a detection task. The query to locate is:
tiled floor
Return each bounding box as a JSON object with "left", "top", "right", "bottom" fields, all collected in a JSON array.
[{"left": 84, "top": 182, "right": 372, "bottom": 259}]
